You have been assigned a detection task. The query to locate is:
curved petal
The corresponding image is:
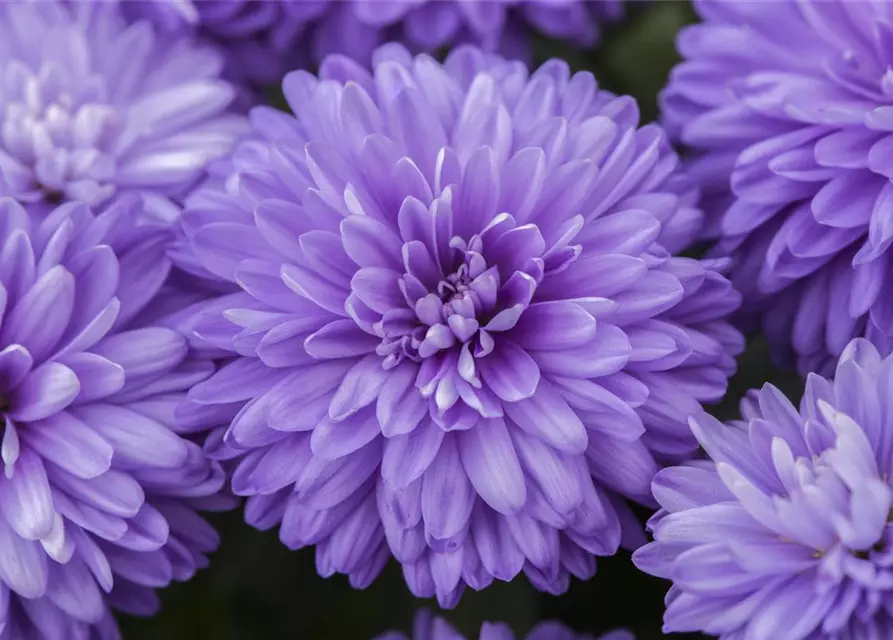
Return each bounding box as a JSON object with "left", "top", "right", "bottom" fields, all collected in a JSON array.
[{"left": 458, "top": 418, "right": 526, "bottom": 515}]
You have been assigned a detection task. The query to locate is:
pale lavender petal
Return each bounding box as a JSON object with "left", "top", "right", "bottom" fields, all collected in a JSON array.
[
  {"left": 458, "top": 418, "right": 526, "bottom": 515},
  {"left": 8, "top": 363, "right": 80, "bottom": 422}
]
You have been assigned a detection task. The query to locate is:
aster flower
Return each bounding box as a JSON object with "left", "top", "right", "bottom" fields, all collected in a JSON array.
[
  {"left": 116, "top": 0, "right": 312, "bottom": 92},
  {"left": 0, "top": 197, "right": 226, "bottom": 638},
  {"left": 662, "top": 0, "right": 893, "bottom": 373},
  {"left": 178, "top": 44, "right": 742, "bottom": 606},
  {"left": 120, "top": 0, "right": 624, "bottom": 87},
  {"left": 634, "top": 338, "right": 893, "bottom": 639},
  {"left": 376, "top": 609, "right": 634, "bottom": 640},
  {"left": 0, "top": 0, "right": 245, "bottom": 216}
]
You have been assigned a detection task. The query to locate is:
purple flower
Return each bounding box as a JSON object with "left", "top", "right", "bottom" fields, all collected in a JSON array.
[
  {"left": 121, "top": 0, "right": 624, "bottom": 88},
  {"left": 376, "top": 610, "right": 634, "bottom": 640},
  {"left": 0, "top": 197, "right": 227, "bottom": 638},
  {"left": 634, "top": 338, "right": 893, "bottom": 639},
  {"left": 663, "top": 1, "right": 893, "bottom": 373},
  {"left": 0, "top": 0, "right": 246, "bottom": 216},
  {"left": 117, "top": 0, "right": 313, "bottom": 92},
  {"left": 178, "top": 44, "right": 743, "bottom": 607}
]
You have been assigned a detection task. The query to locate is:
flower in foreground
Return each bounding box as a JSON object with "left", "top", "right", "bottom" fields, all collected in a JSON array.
[
  {"left": 0, "top": 197, "right": 226, "bottom": 638},
  {"left": 376, "top": 609, "right": 634, "bottom": 640},
  {"left": 179, "top": 44, "right": 743, "bottom": 606},
  {"left": 634, "top": 338, "right": 893, "bottom": 638},
  {"left": 663, "top": 0, "right": 893, "bottom": 373},
  {"left": 121, "top": 0, "right": 624, "bottom": 84},
  {"left": 0, "top": 0, "right": 245, "bottom": 215}
]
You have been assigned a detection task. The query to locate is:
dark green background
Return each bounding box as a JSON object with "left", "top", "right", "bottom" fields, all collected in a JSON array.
[{"left": 122, "top": 4, "right": 802, "bottom": 638}]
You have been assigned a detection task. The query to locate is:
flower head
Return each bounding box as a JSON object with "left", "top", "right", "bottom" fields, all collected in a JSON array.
[
  {"left": 377, "top": 610, "right": 634, "bottom": 640},
  {"left": 179, "top": 44, "right": 743, "bottom": 606},
  {"left": 634, "top": 338, "right": 893, "bottom": 639},
  {"left": 663, "top": 0, "right": 893, "bottom": 373},
  {"left": 0, "top": 0, "right": 245, "bottom": 215},
  {"left": 0, "top": 197, "right": 226, "bottom": 638}
]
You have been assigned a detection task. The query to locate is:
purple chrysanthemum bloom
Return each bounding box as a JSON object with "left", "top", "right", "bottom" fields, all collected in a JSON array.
[
  {"left": 121, "top": 0, "right": 624, "bottom": 86},
  {"left": 376, "top": 609, "right": 634, "bottom": 640},
  {"left": 0, "top": 197, "right": 227, "bottom": 638},
  {"left": 116, "top": 0, "right": 311, "bottom": 92},
  {"left": 0, "top": 0, "right": 245, "bottom": 216},
  {"left": 634, "top": 338, "right": 893, "bottom": 639},
  {"left": 662, "top": 1, "right": 893, "bottom": 373},
  {"left": 178, "top": 44, "right": 743, "bottom": 606}
]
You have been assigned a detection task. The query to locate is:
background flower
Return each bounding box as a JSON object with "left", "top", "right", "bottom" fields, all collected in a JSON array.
[
  {"left": 634, "top": 338, "right": 893, "bottom": 639},
  {"left": 177, "top": 43, "right": 742, "bottom": 607},
  {"left": 0, "top": 0, "right": 245, "bottom": 216},
  {"left": 0, "top": 197, "right": 228, "bottom": 638},
  {"left": 662, "top": 0, "right": 893, "bottom": 373},
  {"left": 376, "top": 609, "right": 634, "bottom": 640},
  {"left": 119, "top": 0, "right": 626, "bottom": 96},
  {"left": 117, "top": 0, "right": 312, "bottom": 93}
]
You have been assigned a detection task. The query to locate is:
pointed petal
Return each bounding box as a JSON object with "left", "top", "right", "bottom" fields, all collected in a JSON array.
[
  {"left": 503, "top": 378, "right": 587, "bottom": 454},
  {"left": 328, "top": 355, "right": 389, "bottom": 421},
  {"left": 0, "top": 449, "right": 54, "bottom": 540},
  {"left": 458, "top": 418, "right": 526, "bottom": 515},
  {"left": 478, "top": 340, "right": 540, "bottom": 402},
  {"left": 8, "top": 363, "right": 80, "bottom": 422}
]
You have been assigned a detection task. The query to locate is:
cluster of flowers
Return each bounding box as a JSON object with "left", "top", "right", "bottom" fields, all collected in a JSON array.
[{"left": 0, "top": 0, "right": 891, "bottom": 638}]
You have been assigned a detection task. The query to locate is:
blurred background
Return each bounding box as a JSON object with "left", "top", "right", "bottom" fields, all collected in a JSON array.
[{"left": 121, "top": 3, "right": 802, "bottom": 638}]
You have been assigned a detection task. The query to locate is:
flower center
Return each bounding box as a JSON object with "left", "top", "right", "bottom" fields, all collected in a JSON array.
[
  {"left": 374, "top": 233, "right": 496, "bottom": 371},
  {"left": 439, "top": 263, "right": 471, "bottom": 305},
  {"left": 2, "top": 66, "right": 119, "bottom": 205},
  {"left": 438, "top": 259, "right": 485, "bottom": 321}
]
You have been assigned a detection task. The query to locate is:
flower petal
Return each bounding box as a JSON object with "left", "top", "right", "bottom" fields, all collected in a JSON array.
[
  {"left": 381, "top": 420, "right": 444, "bottom": 490},
  {"left": 503, "top": 378, "right": 587, "bottom": 454},
  {"left": 0, "top": 344, "right": 32, "bottom": 393},
  {"left": 304, "top": 319, "right": 378, "bottom": 360},
  {"left": 329, "top": 355, "right": 389, "bottom": 422},
  {"left": 511, "top": 301, "right": 597, "bottom": 351},
  {"left": 0, "top": 516, "right": 47, "bottom": 598},
  {"left": 59, "top": 353, "right": 124, "bottom": 403},
  {"left": 0, "top": 449, "right": 54, "bottom": 540},
  {"left": 421, "top": 435, "right": 475, "bottom": 544},
  {"left": 477, "top": 340, "right": 540, "bottom": 403},
  {"left": 71, "top": 404, "right": 189, "bottom": 471},
  {"left": 458, "top": 418, "right": 526, "bottom": 515},
  {"left": 8, "top": 363, "right": 80, "bottom": 422},
  {"left": 311, "top": 409, "right": 381, "bottom": 461},
  {"left": 377, "top": 363, "right": 428, "bottom": 437},
  {"left": 26, "top": 412, "right": 113, "bottom": 480},
  {"left": 1, "top": 266, "right": 74, "bottom": 363},
  {"left": 93, "top": 328, "right": 187, "bottom": 379}
]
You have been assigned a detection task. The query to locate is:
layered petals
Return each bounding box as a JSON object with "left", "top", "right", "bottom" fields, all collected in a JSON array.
[
  {"left": 0, "top": 198, "right": 226, "bottom": 638},
  {"left": 634, "top": 339, "right": 893, "bottom": 639},
  {"left": 181, "top": 44, "right": 742, "bottom": 606},
  {"left": 124, "top": 0, "right": 624, "bottom": 91},
  {"left": 0, "top": 0, "right": 243, "bottom": 213},
  {"left": 666, "top": 0, "right": 893, "bottom": 371}
]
